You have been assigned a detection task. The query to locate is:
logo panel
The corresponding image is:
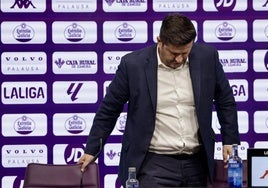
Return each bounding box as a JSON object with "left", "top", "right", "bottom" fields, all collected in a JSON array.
[
  {"left": 1, "top": 176, "right": 24, "bottom": 188},
  {"left": 53, "top": 113, "right": 94, "bottom": 136},
  {"left": 254, "top": 141, "right": 268, "bottom": 148},
  {"left": 103, "top": 0, "right": 147, "bottom": 12},
  {"left": 253, "top": 50, "right": 268, "bottom": 72},
  {"left": 104, "top": 143, "right": 121, "bottom": 166},
  {"left": 1, "top": 52, "right": 47, "bottom": 75},
  {"left": 52, "top": 21, "right": 97, "bottom": 44},
  {"left": 52, "top": 0, "right": 97, "bottom": 12},
  {"left": 103, "top": 51, "right": 131, "bottom": 74},
  {"left": 1, "top": 22, "right": 46, "bottom": 44},
  {"left": 203, "top": 20, "right": 247, "bottom": 42},
  {"left": 2, "top": 114, "right": 47, "bottom": 137},
  {"left": 52, "top": 51, "right": 97, "bottom": 74},
  {"left": 1, "top": 81, "right": 47, "bottom": 104},
  {"left": 203, "top": 0, "right": 247, "bottom": 11},
  {"left": 111, "top": 113, "right": 127, "bottom": 135},
  {"left": 218, "top": 50, "right": 248, "bottom": 72},
  {"left": 253, "top": 20, "right": 268, "bottom": 42},
  {"left": 214, "top": 142, "right": 248, "bottom": 160},
  {"left": 254, "top": 111, "right": 268, "bottom": 133},
  {"left": 2, "top": 144, "right": 47, "bottom": 167},
  {"left": 103, "top": 21, "right": 147, "bottom": 43},
  {"left": 104, "top": 174, "right": 123, "bottom": 188},
  {"left": 1, "top": 0, "right": 46, "bottom": 12},
  {"left": 212, "top": 111, "right": 249, "bottom": 134},
  {"left": 253, "top": 0, "right": 268, "bottom": 11},
  {"left": 52, "top": 81, "right": 98, "bottom": 104},
  {"left": 53, "top": 144, "right": 87, "bottom": 164},
  {"left": 253, "top": 79, "right": 268, "bottom": 101},
  {"left": 103, "top": 81, "right": 111, "bottom": 97},
  {"left": 229, "top": 79, "right": 248, "bottom": 102},
  {"left": 152, "top": 0, "right": 197, "bottom": 12}
]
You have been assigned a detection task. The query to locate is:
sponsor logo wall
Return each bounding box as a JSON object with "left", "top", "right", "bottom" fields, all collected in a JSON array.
[{"left": 1, "top": 0, "right": 267, "bottom": 187}]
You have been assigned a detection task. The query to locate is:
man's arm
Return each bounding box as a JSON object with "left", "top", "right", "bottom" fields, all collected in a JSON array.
[{"left": 78, "top": 154, "right": 95, "bottom": 172}]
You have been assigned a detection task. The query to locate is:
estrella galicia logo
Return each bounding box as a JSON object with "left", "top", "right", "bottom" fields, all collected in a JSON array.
[
  {"left": 116, "top": 114, "right": 127, "bottom": 133},
  {"left": 214, "top": 0, "right": 236, "bottom": 11},
  {"left": 105, "top": 0, "right": 115, "bottom": 6},
  {"left": 65, "top": 115, "right": 86, "bottom": 134},
  {"left": 13, "top": 23, "right": 35, "bottom": 42},
  {"left": 115, "top": 23, "right": 136, "bottom": 42},
  {"left": 10, "top": 0, "right": 36, "bottom": 9},
  {"left": 215, "top": 22, "right": 236, "bottom": 41},
  {"left": 265, "top": 51, "right": 268, "bottom": 71},
  {"left": 64, "top": 23, "right": 85, "bottom": 42},
  {"left": 67, "top": 83, "right": 83, "bottom": 101},
  {"left": 14, "top": 115, "right": 35, "bottom": 135}
]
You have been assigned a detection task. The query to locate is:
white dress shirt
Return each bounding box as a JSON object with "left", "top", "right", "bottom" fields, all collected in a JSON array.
[{"left": 149, "top": 47, "right": 201, "bottom": 155}]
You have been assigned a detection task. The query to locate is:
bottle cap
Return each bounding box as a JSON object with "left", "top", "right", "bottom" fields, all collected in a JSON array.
[{"left": 128, "top": 167, "right": 136, "bottom": 172}]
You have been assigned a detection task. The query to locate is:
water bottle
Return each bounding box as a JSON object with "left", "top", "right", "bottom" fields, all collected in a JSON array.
[
  {"left": 228, "top": 144, "right": 243, "bottom": 188},
  {"left": 126, "top": 167, "right": 139, "bottom": 188}
]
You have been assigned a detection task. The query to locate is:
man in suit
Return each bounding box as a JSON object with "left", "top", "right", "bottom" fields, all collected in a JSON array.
[{"left": 78, "top": 13, "right": 240, "bottom": 187}]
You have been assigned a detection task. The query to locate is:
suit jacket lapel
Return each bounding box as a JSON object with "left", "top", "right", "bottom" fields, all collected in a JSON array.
[
  {"left": 189, "top": 46, "right": 201, "bottom": 111},
  {"left": 144, "top": 45, "right": 158, "bottom": 113}
]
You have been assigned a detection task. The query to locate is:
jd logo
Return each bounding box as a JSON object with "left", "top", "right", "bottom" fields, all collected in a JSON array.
[
  {"left": 215, "top": 0, "right": 236, "bottom": 11},
  {"left": 10, "top": 0, "right": 36, "bottom": 9},
  {"left": 64, "top": 145, "right": 85, "bottom": 163}
]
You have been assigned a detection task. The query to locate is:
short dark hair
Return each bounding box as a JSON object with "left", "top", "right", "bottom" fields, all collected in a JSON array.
[{"left": 159, "top": 13, "right": 196, "bottom": 46}]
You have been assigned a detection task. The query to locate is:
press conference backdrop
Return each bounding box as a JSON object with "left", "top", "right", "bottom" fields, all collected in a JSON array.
[{"left": 0, "top": 0, "right": 268, "bottom": 187}]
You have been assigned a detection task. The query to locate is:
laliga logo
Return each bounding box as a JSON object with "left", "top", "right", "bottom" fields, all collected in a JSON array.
[
  {"left": 14, "top": 115, "right": 35, "bottom": 135},
  {"left": 215, "top": 22, "right": 236, "bottom": 41},
  {"left": 64, "top": 115, "right": 86, "bottom": 134},
  {"left": 115, "top": 22, "right": 136, "bottom": 42},
  {"left": 64, "top": 23, "right": 85, "bottom": 42},
  {"left": 13, "top": 23, "right": 34, "bottom": 42}
]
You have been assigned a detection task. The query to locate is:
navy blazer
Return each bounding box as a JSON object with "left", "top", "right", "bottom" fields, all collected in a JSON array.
[{"left": 85, "top": 43, "right": 240, "bottom": 185}]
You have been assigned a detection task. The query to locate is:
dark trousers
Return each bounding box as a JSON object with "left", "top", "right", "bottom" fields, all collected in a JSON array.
[{"left": 138, "top": 152, "right": 208, "bottom": 188}]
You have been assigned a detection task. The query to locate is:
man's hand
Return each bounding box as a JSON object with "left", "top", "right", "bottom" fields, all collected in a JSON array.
[
  {"left": 77, "top": 153, "right": 95, "bottom": 172},
  {"left": 223, "top": 145, "right": 232, "bottom": 168}
]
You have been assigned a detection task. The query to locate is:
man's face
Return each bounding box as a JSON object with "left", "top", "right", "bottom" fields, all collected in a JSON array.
[{"left": 157, "top": 37, "right": 193, "bottom": 69}]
